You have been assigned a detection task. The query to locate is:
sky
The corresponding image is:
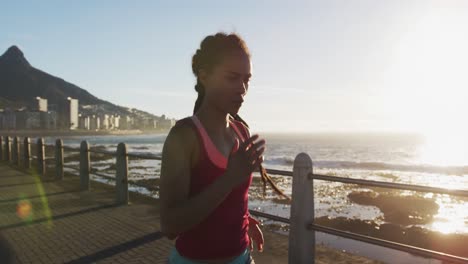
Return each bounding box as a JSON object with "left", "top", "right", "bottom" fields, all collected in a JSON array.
[{"left": 1, "top": 0, "right": 467, "bottom": 134}]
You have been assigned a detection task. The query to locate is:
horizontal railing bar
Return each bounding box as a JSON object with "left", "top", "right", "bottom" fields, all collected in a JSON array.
[
  {"left": 309, "top": 173, "right": 468, "bottom": 197},
  {"left": 89, "top": 149, "right": 116, "bottom": 155},
  {"left": 248, "top": 209, "right": 290, "bottom": 224},
  {"left": 63, "top": 165, "right": 80, "bottom": 173},
  {"left": 63, "top": 146, "right": 80, "bottom": 152},
  {"left": 127, "top": 180, "right": 160, "bottom": 191},
  {"left": 91, "top": 171, "right": 116, "bottom": 181},
  {"left": 308, "top": 223, "right": 468, "bottom": 264},
  {"left": 264, "top": 168, "right": 293, "bottom": 177},
  {"left": 63, "top": 165, "right": 113, "bottom": 181},
  {"left": 127, "top": 152, "right": 162, "bottom": 160}
]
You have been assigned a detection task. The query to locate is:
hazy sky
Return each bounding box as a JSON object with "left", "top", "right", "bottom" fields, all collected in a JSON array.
[{"left": 1, "top": 1, "right": 467, "bottom": 134}]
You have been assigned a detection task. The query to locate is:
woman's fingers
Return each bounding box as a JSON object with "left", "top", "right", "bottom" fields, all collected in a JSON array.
[
  {"left": 251, "top": 147, "right": 265, "bottom": 164},
  {"left": 251, "top": 154, "right": 264, "bottom": 171},
  {"left": 250, "top": 146, "right": 265, "bottom": 164},
  {"left": 240, "top": 134, "right": 259, "bottom": 152},
  {"left": 246, "top": 140, "right": 266, "bottom": 161},
  {"left": 249, "top": 139, "right": 265, "bottom": 153},
  {"left": 237, "top": 134, "right": 267, "bottom": 172}
]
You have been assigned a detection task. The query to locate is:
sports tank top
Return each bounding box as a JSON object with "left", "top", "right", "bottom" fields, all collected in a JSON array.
[{"left": 173, "top": 115, "right": 253, "bottom": 260}]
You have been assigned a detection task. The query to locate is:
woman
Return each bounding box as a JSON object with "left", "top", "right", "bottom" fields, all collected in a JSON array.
[{"left": 160, "top": 32, "right": 272, "bottom": 264}]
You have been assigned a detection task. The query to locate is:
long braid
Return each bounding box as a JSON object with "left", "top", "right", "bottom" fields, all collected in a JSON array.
[
  {"left": 193, "top": 81, "right": 205, "bottom": 115},
  {"left": 233, "top": 114, "right": 291, "bottom": 202}
]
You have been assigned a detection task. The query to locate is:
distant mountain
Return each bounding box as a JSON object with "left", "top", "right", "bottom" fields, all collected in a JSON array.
[{"left": 0, "top": 45, "right": 159, "bottom": 119}]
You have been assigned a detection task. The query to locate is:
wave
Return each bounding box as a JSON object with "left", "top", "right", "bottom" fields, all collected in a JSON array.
[{"left": 264, "top": 157, "right": 468, "bottom": 175}]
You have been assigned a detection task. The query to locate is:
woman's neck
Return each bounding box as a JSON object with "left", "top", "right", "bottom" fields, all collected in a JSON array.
[{"left": 194, "top": 103, "right": 232, "bottom": 137}]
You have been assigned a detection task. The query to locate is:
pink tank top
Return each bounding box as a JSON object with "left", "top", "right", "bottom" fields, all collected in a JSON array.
[{"left": 174, "top": 115, "right": 253, "bottom": 260}]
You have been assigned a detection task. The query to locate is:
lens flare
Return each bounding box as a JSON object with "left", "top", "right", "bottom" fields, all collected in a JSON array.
[
  {"left": 31, "top": 167, "right": 54, "bottom": 229},
  {"left": 16, "top": 199, "right": 32, "bottom": 220}
]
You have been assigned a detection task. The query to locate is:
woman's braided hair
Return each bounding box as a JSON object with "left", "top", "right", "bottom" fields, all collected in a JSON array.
[{"left": 191, "top": 32, "right": 291, "bottom": 202}]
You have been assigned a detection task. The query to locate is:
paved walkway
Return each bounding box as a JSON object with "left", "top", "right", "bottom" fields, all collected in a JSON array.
[
  {"left": 0, "top": 162, "right": 179, "bottom": 264},
  {"left": 0, "top": 162, "right": 288, "bottom": 264}
]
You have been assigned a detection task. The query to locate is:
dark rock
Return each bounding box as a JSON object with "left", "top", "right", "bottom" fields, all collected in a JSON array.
[{"left": 347, "top": 191, "right": 439, "bottom": 225}]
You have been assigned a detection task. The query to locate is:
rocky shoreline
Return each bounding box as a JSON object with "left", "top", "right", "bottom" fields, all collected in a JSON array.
[{"left": 249, "top": 176, "right": 468, "bottom": 258}]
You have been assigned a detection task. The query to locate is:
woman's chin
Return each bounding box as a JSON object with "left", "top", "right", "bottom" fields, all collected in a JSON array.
[{"left": 229, "top": 107, "right": 241, "bottom": 116}]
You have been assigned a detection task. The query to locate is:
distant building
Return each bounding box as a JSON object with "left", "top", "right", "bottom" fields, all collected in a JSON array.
[
  {"left": 15, "top": 110, "right": 57, "bottom": 130},
  {"left": 99, "top": 114, "right": 110, "bottom": 130},
  {"left": 15, "top": 110, "right": 40, "bottom": 129},
  {"left": 89, "top": 115, "right": 100, "bottom": 130},
  {"left": 36, "top": 97, "right": 48, "bottom": 112},
  {"left": 111, "top": 115, "right": 120, "bottom": 129},
  {"left": 158, "top": 116, "right": 176, "bottom": 130},
  {"left": 140, "top": 117, "right": 158, "bottom": 129},
  {"left": 43, "top": 111, "right": 57, "bottom": 129},
  {"left": 66, "top": 97, "right": 79, "bottom": 130},
  {"left": 1, "top": 108, "right": 16, "bottom": 129},
  {"left": 153, "top": 118, "right": 159, "bottom": 129},
  {"left": 78, "top": 114, "right": 89, "bottom": 130},
  {"left": 119, "top": 115, "right": 133, "bottom": 130}
]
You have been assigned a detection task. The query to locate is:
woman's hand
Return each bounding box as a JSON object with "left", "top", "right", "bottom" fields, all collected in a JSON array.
[
  {"left": 248, "top": 216, "right": 264, "bottom": 252},
  {"left": 224, "top": 134, "right": 266, "bottom": 188}
]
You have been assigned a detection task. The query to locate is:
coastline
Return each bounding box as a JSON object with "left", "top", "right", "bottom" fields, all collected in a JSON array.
[{"left": 0, "top": 129, "right": 169, "bottom": 138}]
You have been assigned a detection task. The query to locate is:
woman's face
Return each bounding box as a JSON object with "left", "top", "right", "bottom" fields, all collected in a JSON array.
[{"left": 200, "top": 51, "right": 252, "bottom": 116}]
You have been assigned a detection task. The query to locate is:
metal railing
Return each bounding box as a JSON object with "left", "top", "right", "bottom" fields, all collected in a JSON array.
[
  {"left": 0, "top": 135, "right": 161, "bottom": 204},
  {"left": 1, "top": 135, "right": 467, "bottom": 263},
  {"left": 287, "top": 153, "right": 468, "bottom": 264}
]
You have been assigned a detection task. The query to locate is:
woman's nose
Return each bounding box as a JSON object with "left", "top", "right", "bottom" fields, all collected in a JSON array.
[{"left": 238, "top": 80, "right": 248, "bottom": 93}]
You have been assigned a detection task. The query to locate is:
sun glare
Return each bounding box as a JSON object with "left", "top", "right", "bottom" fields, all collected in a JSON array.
[
  {"left": 417, "top": 128, "right": 468, "bottom": 168},
  {"left": 379, "top": 7, "right": 468, "bottom": 168}
]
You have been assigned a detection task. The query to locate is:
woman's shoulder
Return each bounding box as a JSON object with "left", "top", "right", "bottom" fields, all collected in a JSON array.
[
  {"left": 229, "top": 116, "right": 251, "bottom": 138},
  {"left": 168, "top": 116, "right": 197, "bottom": 141},
  {"left": 165, "top": 116, "right": 200, "bottom": 167}
]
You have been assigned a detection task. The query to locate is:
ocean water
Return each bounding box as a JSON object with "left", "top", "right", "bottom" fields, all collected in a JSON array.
[{"left": 41, "top": 132, "right": 468, "bottom": 236}]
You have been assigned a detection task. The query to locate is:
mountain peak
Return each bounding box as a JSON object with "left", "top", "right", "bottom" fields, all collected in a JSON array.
[
  {"left": 0, "top": 45, "right": 31, "bottom": 68},
  {"left": 6, "top": 45, "right": 24, "bottom": 56}
]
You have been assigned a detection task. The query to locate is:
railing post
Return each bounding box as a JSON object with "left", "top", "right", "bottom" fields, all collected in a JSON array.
[
  {"left": 23, "top": 137, "right": 31, "bottom": 169},
  {"left": 12, "top": 136, "right": 20, "bottom": 165},
  {"left": 37, "top": 138, "right": 46, "bottom": 177},
  {"left": 0, "top": 136, "right": 3, "bottom": 161},
  {"left": 289, "top": 153, "right": 315, "bottom": 264},
  {"left": 115, "top": 142, "right": 129, "bottom": 205},
  {"left": 5, "top": 136, "right": 11, "bottom": 162},
  {"left": 80, "top": 141, "right": 90, "bottom": 191},
  {"left": 55, "top": 139, "right": 64, "bottom": 180}
]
